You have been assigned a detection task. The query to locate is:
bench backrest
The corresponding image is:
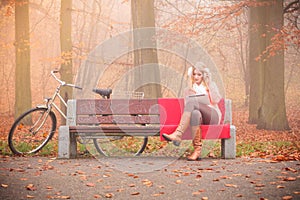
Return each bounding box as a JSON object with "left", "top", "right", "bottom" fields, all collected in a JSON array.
[
  {"left": 66, "top": 98, "right": 232, "bottom": 127},
  {"left": 67, "top": 99, "right": 160, "bottom": 126}
]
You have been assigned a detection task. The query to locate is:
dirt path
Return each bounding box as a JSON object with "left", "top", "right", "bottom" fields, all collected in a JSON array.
[{"left": 0, "top": 156, "right": 299, "bottom": 200}]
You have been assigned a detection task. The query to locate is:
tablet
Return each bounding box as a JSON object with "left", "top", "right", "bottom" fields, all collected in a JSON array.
[{"left": 188, "top": 94, "right": 210, "bottom": 105}]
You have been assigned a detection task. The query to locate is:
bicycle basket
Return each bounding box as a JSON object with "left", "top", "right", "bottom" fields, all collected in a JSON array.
[{"left": 111, "top": 91, "right": 144, "bottom": 99}]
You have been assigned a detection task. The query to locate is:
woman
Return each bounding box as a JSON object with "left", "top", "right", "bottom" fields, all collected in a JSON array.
[{"left": 162, "top": 62, "right": 222, "bottom": 161}]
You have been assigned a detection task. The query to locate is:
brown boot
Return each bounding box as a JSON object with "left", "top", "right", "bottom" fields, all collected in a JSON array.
[
  {"left": 162, "top": 112, "right": 191, "bottom": 146},
  {"left": 187, "top": 126, "right": 202, "bottom": 161}
]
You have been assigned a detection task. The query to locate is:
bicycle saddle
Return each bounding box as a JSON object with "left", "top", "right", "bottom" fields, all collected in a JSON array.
[{"left": 92, "top": 88, "right": 112, "bottom": 99}]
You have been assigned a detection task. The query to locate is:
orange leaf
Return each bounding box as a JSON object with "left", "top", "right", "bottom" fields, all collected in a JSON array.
[
  {"left": 86, "top": 183, "right": 95, "bottom": 187},
  {"left": 225, "top": 184, "right": 237, "bottom": 188},
  {"left": 284, "top": 177, "right": 296, "bottom": 181},
  {"left": 105, "top": 193, "right": 114, "bottom": 198},
  {"left": 26, "top": 184, "right": 36, "bottom": 191},
  {"left": 61, "top": 196, "right": 71, "bottom": 199}
]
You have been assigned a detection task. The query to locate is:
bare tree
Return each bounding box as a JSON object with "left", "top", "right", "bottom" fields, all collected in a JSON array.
[
  {"left": 60, "top": 0, "right": 73, "bottom": 124},
  {"left": 256, "top": 0, "right": 290, "bottom": 130},
  {"left": 248, "top": 1, "right": 266, "bottom": 124},
  {"left": 15, "top": 0, "right": 32, "bottom": 120},
  {"left": 249, "top": 0, "right": 290, "bottom": 130},
  {"left": 131, "top": 0, "right": 162, "bottom": 98}
]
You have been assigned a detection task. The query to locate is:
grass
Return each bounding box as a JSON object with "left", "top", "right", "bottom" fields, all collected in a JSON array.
[
  {"left": 236, "top": 141, "right": 299, "bottom": 158},
  {"left": 0, "top": 136, "right": 298, "bottom": 159}
]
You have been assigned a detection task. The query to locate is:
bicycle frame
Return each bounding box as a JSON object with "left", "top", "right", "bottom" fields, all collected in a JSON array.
[
  {"left": 43, "top": 85, "right": 68, "bottom": 120},
  {"left": 38, "top": 70, "right": 82, "bottom": 120}
]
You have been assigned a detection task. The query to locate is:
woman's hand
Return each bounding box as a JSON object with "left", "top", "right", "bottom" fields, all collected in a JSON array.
[{"left": 184, "top": 88, "right": 196, "bottom": 97}]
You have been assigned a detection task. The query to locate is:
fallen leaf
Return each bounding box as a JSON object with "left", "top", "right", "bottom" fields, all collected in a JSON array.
[
  {"left": 192, "top": 191, "right": 201, "bottom": 196},
  {"left": 127, "top": 173, "right": 139, "bottom": 178},
  {"left": 255, "top": 184, "right": 265, "bottom": 187},
  {"left": 183, "top": 172, "right": 190, "bottom": 176},
  {"left": 103, "top": 174, "right": 111, "bottom": 178},
  {"left": 282, "top": 196, "right": 293, "bottom": 200},
  {"left": 225, "top": 184, "right": 237, "bottom": 188},
  {"left": 76, "top": 170, "right": 85, "bottom": 175},
  {"left": 60, "top": 196, "right": 71, "bottom": 199},
  {"left": 284, "top": 177, "right": 296, "bottom": 181},
  {"left": 233, "top": 174, "right": 243, "bottom": 177},
  {"left": 14, "top": 168, "right": 25, "bottom": 172},
  {"left": 285, "top": 167, "right": 297, "bottom": 172},
  {"left": 94, "top": 194, "right": 101, "bottom": 198},
  {"left": 196, "top": 174, "right": 202, "bottom": 179},
  {"left": 26, "top": 195, "right": 34, "bottom": 199},
  {"left": 116, "top": 188, "right": 125, "bottom": 192},
  {"left": 46, "top": 186, "right": 53, "bottom": 190},
  {"left": 105, "top": 193, "right": 114, "bottom": 198},
  {"left": 254, "top": 191, "right": 261, "bottom": 194},
  {"left": 220, "top": 176, "right": 230, "bottom": 179},
  {"left": 152, "top": 192, "right": 164, "bottom": 197},
  {"left": 293, "top": 191, "right": 300, "bottom": 195},
  {"left": 86, "top": 183, "right": 95, "bottom": 187},
  {"left": 277, "top": 185, "right": 285, "bottom": 189},
  {"left": 26, "top": 184, "right": 36, "bottom": 191},
  {"left": 131, "top": 192, "right": 140, "bottom": 195},
  {"left": 142, "top": 180, "right": 153, "bottom": 187},
  {"left": 1, "top": 184, "right": 8, "bottom": 188}
]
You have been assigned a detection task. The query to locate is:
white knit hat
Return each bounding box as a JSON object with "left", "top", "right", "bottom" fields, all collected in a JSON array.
[{"left": 187, "top": 62, "right": 206, "bottom": 77}]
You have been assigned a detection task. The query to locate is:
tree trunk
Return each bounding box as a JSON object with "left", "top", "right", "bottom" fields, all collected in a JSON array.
[
  {"left": 248, "top": 2, "right": 266, "bottom": 124},
  {"left": 131, "top": 0, "right": 162, "bottom": 98},
  {"left": 257, "top": 0, "right": 290, "bottom": 130},
  {"left": 15, "top": 0, "right": 32, "bottom": 120},
  {"left": 60, "top": 0, "right": 73, "bottom": 125}
]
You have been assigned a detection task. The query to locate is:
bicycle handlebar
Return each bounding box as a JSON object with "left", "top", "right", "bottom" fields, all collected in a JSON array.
[{"left": 51, "top": 70, "right": 82, "bottom": 90}]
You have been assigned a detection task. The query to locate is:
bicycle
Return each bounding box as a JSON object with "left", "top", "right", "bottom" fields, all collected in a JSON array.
[
  {"left": 8, "top": 70, "right": 82, "bottom": 155},
  {"left": 8, "top": 70, "right": 148, "bottom": 156}
]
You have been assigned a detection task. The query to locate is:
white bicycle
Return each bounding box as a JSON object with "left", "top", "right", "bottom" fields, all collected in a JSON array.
[{"left": 8, "top": 70, "right": 82, "bottom": 155}]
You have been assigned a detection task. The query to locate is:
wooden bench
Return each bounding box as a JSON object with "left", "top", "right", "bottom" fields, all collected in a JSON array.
[{"left": 58, "top": 98, "right": 236, "bottom": 159}]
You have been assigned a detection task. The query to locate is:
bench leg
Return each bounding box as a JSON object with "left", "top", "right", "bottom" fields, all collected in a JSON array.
[
  {"left": 221, "top": 125, "right": 236, "bottom": 159},
  {"left": 58, "top": 126, "right": 77, "bottom": 159}
]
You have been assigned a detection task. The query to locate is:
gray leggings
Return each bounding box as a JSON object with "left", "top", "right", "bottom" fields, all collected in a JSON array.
[{"left": 184, "top": 98, "right": 219, "bottom": 126}]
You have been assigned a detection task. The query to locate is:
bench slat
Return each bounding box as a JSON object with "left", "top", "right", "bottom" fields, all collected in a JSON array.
[
  {"left": 77, "top": 115, "right": 160, "bottom": 125},
  {"left": 70, "top": 125, "right": 160, "bottom": 136},
  {"left": 76, "top": 99, "right": 159, "bottom": 115}
]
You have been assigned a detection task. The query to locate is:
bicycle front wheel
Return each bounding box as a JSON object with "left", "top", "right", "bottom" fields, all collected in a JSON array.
[
  {"left": 8, "top": 107, "right": 57, "bottom": 155},
  {"left": 92, "top": 136, "right": 148, "bottom": 157}
]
